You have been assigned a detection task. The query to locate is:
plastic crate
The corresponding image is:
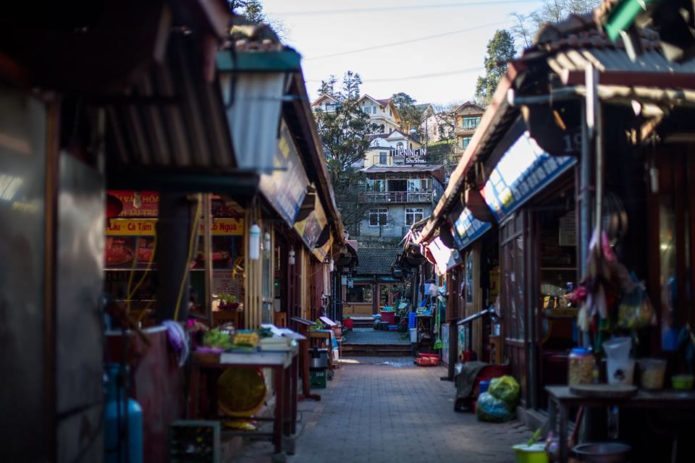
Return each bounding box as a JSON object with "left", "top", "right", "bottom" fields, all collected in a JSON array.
[{"left": 310, "top": 368, "right": 327, "bottom": 389}]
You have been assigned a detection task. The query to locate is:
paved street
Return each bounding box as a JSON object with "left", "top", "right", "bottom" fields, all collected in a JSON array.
[{"left": 232, "top": 357, "right": 531, "bottom": 463}]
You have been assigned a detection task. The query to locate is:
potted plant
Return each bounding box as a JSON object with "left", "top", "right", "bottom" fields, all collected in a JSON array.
[{"left": 219, "top": 293, "right": 239, "bottom": 311}]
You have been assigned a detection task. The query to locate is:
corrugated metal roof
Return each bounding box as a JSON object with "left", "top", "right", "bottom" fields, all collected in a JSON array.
[{"left": 106, "top": 34, "right": 234, "bottom": 171}]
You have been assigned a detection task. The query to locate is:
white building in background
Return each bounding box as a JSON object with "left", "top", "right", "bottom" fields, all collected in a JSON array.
[{"left": 358, "top": 94, "right": 401, "bottom": 134}]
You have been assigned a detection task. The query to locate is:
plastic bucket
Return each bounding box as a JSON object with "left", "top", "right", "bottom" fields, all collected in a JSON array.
[
  {"left": 513, "top": 443, "right": 549, "bottom": 463},
  {"left": 409, "top": 328, "right": 417, "bottom": 343},
  {"left": 638, "top": 358, "right": 666, "bottom": 390},
  {"left": 479, "top": 380, "right": 491, "bottom": 394}
]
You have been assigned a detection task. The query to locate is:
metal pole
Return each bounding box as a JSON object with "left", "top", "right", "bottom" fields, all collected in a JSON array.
[
  {"left": 579, "top": 103, "right": 591, "bottom": 279},
  {"left": 203, "top": 193, "right": 213, "bottom": 327}
]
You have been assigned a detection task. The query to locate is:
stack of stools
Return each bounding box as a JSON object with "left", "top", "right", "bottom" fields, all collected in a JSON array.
[{"left": 309, "top": 347, "right": 328, "bottom": 389}]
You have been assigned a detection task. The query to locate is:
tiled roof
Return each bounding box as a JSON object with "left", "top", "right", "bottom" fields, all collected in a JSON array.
[
  {"left": 354, "top": 247, "right": 400, "bottom": 275},
  {"left": 529, "top": 13, "right": 695, "bottom": 78}
]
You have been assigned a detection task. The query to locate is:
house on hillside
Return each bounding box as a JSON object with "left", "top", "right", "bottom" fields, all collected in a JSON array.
[
  {"left": 453, "top": 102, "right": 484, "bottom": 162},
  {"left": 312, "top": 93, "right": 341, "bottom": 113},
  {"left": 364, "top": 129, "right": 423, "bottom": 167},
  {"left": 358, "top": 161, "right": 445, "bottom": 241},
  {"left": 358, "top": 94, "right": 402, "bottom": 134}
]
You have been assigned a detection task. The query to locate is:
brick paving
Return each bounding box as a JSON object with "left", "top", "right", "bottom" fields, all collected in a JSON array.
[
  {"left": 230, "top": 356, "right": 532, "bottom": 463},
  {"left": 343, "top": 328, "right": 410, "bottom": 345}
]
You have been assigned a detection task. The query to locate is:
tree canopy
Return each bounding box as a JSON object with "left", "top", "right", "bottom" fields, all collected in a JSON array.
[
  {"left": 391, "top": 92, "right": 423, "bottom": 135},
  {"left": 314, "top": 71, "right": 376, "bottom": 236},
  {"left": 474, "top": 30, "right": 516, "bottom": 104},
  {"left": 511, "top": 0, "right": 600, "bottom": 48}
]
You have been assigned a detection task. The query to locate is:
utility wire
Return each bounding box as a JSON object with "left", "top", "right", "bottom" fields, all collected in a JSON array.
[
  {"left": 268, "top": 1, "right": 538, "bottom": 17},
  {"left": 305, "top": 20, "right": 510, "bottom": 61},
  {"left": 306, "top": 66, "right": 483, "bottom": 83}
]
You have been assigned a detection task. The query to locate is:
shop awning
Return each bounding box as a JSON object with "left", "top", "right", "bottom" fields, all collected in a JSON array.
[
  {"left": 453, "top": 208, "right": 493, "bottom": 250},
  {"left": 482, "top": 132, "right": 576, "bottom": 222}
]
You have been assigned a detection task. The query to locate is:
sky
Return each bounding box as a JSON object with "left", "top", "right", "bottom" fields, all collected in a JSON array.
[{"left": 262, "top": 0, "right": 547, "bottom": 107}]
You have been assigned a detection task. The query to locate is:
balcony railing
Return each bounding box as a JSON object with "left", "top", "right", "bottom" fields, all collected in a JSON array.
[{"left": 358, "top": 191, "right": 433, "bottom": 204}]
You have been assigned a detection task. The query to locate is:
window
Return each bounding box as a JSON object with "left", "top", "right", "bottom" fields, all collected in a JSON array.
[
  {"left": 379, "top": 151, "right": 388, "bottom": 165},
  {"left": 407, "top": 179, "right": 429, "bottom": 192},
  {"left": 347, "top": 284, "right": 373, "bottom": 303},
  {"left": 405, "top": 208, "right": 424, "bottom": 225},
  {"left": 369, "top": 208, "right": 388, "bottom": 226},
  {"left": 388, "top": 179, "right": 407, "bottom": 191},
  {"left": 463, "top": 116, "right": 480, "bottom": 129},
  {"left": 372, "top": 106, "right": 377, "bottom": 114},
  {"left": 462, "top": 136, "right": 472, "bottom": 149}
]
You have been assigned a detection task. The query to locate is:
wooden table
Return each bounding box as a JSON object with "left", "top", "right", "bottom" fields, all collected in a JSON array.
[
  {"left": 190, "top": 347, "right": 299, "bottom": 459},
  {"left": 546, "top": 385, "right": 695, "bottom": 463}
]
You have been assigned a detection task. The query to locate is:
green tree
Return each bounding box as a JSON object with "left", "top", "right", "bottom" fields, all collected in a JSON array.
[
  {"left": 228, "top": 0, "right": 286, "bottom": 38},
  {"left": 391, "top": 92, "right": 423, "bottom": 135},
  {"left": 228, "top": 0, "right": 265, "bottom": 22},
  {"left": 475, "top": 30, "right": 516, "bottom": 104},
  {"left": 510, "top": 0, "right": 600, "bottom": 49},
  {"left": 318, "top": 75, "right": 338, "bottom": 98},
  {"left": 314, "top": 71, "right": 376, "bottom": 236}
]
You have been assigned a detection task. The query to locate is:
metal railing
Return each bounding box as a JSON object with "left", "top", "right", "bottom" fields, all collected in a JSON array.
[{"left": 357, "top": 191, "right": 433, "bottom": 204}]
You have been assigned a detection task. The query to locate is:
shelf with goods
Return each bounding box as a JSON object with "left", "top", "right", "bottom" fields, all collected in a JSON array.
[{"left": 104, "top": 191, "right": 246, "bottom": 325}]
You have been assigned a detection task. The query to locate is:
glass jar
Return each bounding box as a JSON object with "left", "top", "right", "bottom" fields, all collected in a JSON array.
[{"left": 568, "top": 347, "right": 594, "bottom": 385}]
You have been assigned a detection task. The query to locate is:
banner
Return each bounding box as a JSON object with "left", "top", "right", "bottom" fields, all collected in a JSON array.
[
  {"left": 453, "top": 208, "right": 492, "bottom": 250},
  {"left": 483, "top": 132, "right": 576, "bottom": 222},
  {"left": 260, "top": 120, "right": 310, "bottom": 226}
]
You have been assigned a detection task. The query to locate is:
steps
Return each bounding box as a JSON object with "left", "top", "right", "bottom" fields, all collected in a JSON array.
[
  {"left": 342, "top": 343, "right": 413, "bottom": 357},
  {"left": 349, "top": 316, "right": 374, "bottom": 328}
]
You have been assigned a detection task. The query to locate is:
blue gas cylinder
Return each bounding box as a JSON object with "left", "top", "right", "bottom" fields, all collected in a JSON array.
[{"left": 104, "top": 364, "right": 143, "bottom": 463}]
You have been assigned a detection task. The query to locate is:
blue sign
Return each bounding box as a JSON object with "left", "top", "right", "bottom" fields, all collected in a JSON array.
[
  {"left": 453, "top": 208, "right": 492, "bottom": 250},
  {"left": 483, "top": 132, "right": 576, "bottom": 222}
]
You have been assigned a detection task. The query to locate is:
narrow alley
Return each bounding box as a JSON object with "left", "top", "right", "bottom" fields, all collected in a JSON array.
[{"left": 232, "top": 357, "right": 531, "bottom": 463}]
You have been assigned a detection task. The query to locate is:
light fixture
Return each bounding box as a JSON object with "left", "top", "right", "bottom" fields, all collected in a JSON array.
[
  {"left": 329, "top": 258, "right": 334, "bottom": 272},
  {"left": 249, "top": 224, "right": 261, "bottom": 260},
  {"left": 217, "top": 47, "right": 301, "bottom": 172},
  {"left": 263, "top": 232, "right": 271, "bottom": 257},
  {"left": 288, "top": 248, "right": 296, "bottom": 266}
]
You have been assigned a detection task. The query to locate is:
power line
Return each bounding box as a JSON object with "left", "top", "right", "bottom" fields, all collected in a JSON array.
[
  {"left": 306, "top": 66, "right": 483, "bottom": 84},
  {"left": 305, "top": 21, "right": 510, "bottom": 61},
  {"left": 267, "top": 1, "right": 538, "bottom": 17}
]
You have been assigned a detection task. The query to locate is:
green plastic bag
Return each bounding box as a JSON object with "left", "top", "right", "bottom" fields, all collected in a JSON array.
[
  {"left": 488, "top": 375, "right": 520, "bottom": 409},
  {"left": 476, "top": 392, "right": 515, "bottom": 422}
]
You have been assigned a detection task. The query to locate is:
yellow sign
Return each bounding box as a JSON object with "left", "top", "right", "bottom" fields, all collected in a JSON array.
[
  {"left": 209, "top": 218, "right": 244, "bottom": 236},
  {"left": 106, "top": 218, "right": 244, "bottom": 236},
  {"left": 106, "top": 219, "right": 157, "bottom": 236}
]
